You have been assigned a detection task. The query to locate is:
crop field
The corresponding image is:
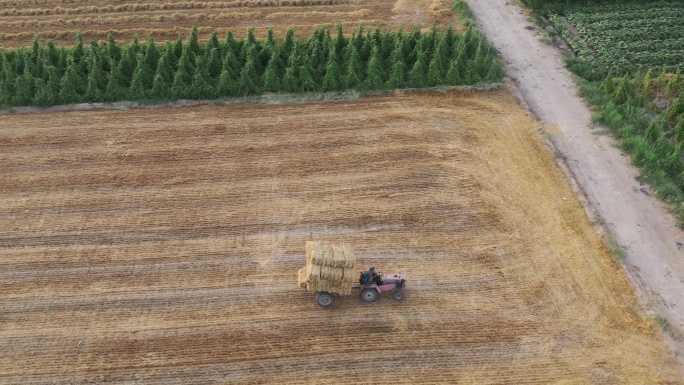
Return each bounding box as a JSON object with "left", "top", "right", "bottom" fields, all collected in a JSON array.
[
  {"left": 549, "top": 1, "right": 684, "bottom": 73},
  {"left": 0, "top": 0, "right": 454, "bottom": 48},
  {"left": 1, "top": 90, "right": 681, "bottom": 383}
]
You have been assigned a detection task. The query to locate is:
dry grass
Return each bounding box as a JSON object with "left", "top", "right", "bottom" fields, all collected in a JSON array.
[
  {"left": 0, "top": 90, "right": 681, "bottom": 383},
  {"left": 265, "top": 9, "right": 370, "bottom": 19},
  {"left": 0, "top": 0, "right": 450, "bottom": 48}
]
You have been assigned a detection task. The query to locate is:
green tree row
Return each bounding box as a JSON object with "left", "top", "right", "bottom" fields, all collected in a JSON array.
[{"left": 0, "top": 26, "right": 504, "bottom": 108}]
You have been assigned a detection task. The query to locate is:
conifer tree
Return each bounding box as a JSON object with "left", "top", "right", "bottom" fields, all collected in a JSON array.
[
  {"left": 59, "top": 55, "right": 83, "bottom": 104},
  {"left": 217, "top": 68, "right": 237, "bottom": 97},
  {"left": 44, "top": 62, "right": 61, "bottom": 100},
  {"left": 154, "top": 54, "right": 173, "bottom": 85},
  {"left": 20, "top": 48, "right": 38, "bottom": 79},
  {"left": 0, "top": 60, "right": 14, "bottom": 106},
  {"left": 444, "top": 27, "right": 455, "bottom": 56},
  {"left": 206, "top": 31, "right": 220, "bottom": 54},
  {"left": 13, "top": 48, "right": 27, "bottom": 76},
  {"left": 464, "top": 66, "right": 477, "bottom": 84},
  {"left": 73, "top": 33, "right": 85, "bottom": 68},
  {"left": 129, "top": 53, "right": 148, "bottom": 100},
  {"left": 57, "top": 49, "right": 68, "bottom": 75},
  {"left": 47, "top": 40, "right": 60, "bottom": 66},
  {"left": 407, "top": 28, "right": 421, "bottom": 62},
  {"left": 355, "top": 25, "right": 365, "bottom": 53},
  {"left": 14, "top": 61, "right": 35, "bottom": 106},
  {"left": 307, "top": 36, "right": 326, "bottom": 81},
  {"left": 335, "top": 24, "right": 346, "bottom": 55},
  {"left": 366, "top": 46, "right": 384, "bottom": 90},
  {"left": 484, "top": 60, "right": 503, "bottom": 82},
  {"left": 144, "top": 37, "right": 160, "bottom": 74},
  {"left": 186, "top": 27, "right": 202, "bottom": 57},
  {"left": 206, "top": 47, "right": 222, "bottom": 80},
  {"left": 173, "top": 35, "right": 184, "bottom": 61},
  {"left": 89, "top": 40, "right": 101, "bottom": 59},
  {"left": 34, "top": 77, "right": 55, "bottom": 106},
  {"left": 322, "top": 46, "right": 341, "bottom": 91},
  {"left": 387, "top": 44, "right": 407, "bottom": 89},
  {"left": 445, "top": 58, "right": 462, "bottom": 85},
  {"left": 283, "top": 28, "right": 296, "bottom": 57},
  {"left": 409, "top": 49, "right": 427, "bottom": 88},
  {"left": 427, "top": 47, "right": 445, "bottom": 86},
  {"left": 105, "top": 58, "right": 126, "bottom": 101},
  {"left": 222, "top": 39, "right": 240, "bottom": 72},
  {"left": 31, "top": 35, "right": 41, "bottom": 66},
  {"left": 225, "top": 31, "right": 238, "bottom": 58},
  {"left": 175, "top": 45, "right": 194, "bottom": 85},
  {"left": 164, "top": 41, "right": 178, "bottom": 71},
  {"left": 85, "top": 70, "right": 102, "bottom": 102},
  {"left": 379, "top": 30, "right": 394, "bottom": 64},
  {"left": 171, "top": 68, "right": 190, "bottom": 99},
  {"left": 238, "top": 45, "right": 260, "bottom": 95},
  {"left": 85, "top": 56, "right": 105, "bottom": 102},
  {"left": 474, "top": 44, "right": 493, "bottom": 80},
  {"left": 359, "top": 34, "right": 373, "bottom": 63},
  {"left": 266, "top": 28, "right": 276, "bottom": 48},
  {"left": 117, "top": 47, "right": 137, "bottom": 88},
  {"left": 299, "top": 62, "right": 316, "bottom": 92},
  {"left": 151, "top": 73, "right": 168, "bottom": 99},
  {"left": 106, "top": 33, "right": 121, "bottom": 62},
  {"left": 344, "top": 43, "right": 363, "bottom": 89},
  {"left": 191, "top": 56, "right": 215, "bottom": 99},
  {"left": 263, "top": 47, "right": 284, "bottom": 93},
  {"left": 246, "top": 27, "right": 258, "bottom": 47},
  {"left": 282, "top": 42, "right": 302, "bottom": 92}
]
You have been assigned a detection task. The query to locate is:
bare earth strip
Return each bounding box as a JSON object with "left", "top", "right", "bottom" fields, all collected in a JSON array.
[
  {"left": 0, "top": 90, "right": 681, "bottom": 383},
  {"left": 466, "top": 0, "right": 684, "bottom": 371}
]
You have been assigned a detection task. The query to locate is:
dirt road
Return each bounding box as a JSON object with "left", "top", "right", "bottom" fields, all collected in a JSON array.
[{"left": 467, "top": 0, "right": 684, "bottom": 366}]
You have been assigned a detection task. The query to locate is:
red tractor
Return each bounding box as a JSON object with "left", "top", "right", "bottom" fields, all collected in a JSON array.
[{"left": 315, "top": 272, "right": 406, "bottom": 307}]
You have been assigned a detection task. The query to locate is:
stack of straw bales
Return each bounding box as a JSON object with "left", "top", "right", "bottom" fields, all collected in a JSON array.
[{"left": 297, "top": 241, "right": 356, "bottom": 295}]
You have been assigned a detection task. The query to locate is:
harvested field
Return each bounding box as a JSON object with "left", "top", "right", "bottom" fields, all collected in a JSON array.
[
  {"left": 0, "top": 90, "right": 682, "bottom": 383},
  {"left": 0, "top": 0, "right": 454, "bottom": 48}
]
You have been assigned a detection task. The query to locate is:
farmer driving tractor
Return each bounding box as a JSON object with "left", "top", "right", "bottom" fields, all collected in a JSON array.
[{"left": 368, "top": 266, "right": 383, "bottom": 285}]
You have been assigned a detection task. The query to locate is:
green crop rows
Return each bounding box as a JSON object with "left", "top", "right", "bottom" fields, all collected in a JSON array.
[
  {"left": 550, "top": 1, "right": 684, "bottom": 73},
  {"left": 0, "top": 25, "right": 504, "bottom": 108},
  {"left": 544, "top": 1, "right": 684, "bottom": 223}
]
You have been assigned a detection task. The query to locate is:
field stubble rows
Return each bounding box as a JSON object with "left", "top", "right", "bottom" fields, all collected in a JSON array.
[
  {"left": 0, "top": 90, "right": 681, "bottom": 383},
  {"left": 0, "top": 0, "right": 454, "bottom": 48}
]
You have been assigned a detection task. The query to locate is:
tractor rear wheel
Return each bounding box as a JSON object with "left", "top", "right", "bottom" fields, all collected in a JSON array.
[
  {"left": 316, "top": 292, "right": 334, "bottom": 308},
  {"left": 360, "top": 288, "right": 379, "bottom": 302},
  {"left": 392, "top": 290, "right": 405, "bottom": 301}
]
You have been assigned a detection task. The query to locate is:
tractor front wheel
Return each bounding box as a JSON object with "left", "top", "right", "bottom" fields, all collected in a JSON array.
[
  {"left": 316, "top": 292, "right": 334, "bottom": 308},
  {"left": 392, "top": 290, "right": 405, "bottom": 301},
  {"left": 360, "top": 288, "right": 379, "bottom": 302}
]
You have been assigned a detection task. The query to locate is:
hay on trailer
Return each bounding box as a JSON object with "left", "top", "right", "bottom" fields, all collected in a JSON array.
[{"left": 297, "top": 241, "right": 356, "bottom": 295}]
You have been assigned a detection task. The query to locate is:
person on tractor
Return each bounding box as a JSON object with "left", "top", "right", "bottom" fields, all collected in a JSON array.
[{"left": 369, "top": 266, "right": 383, "bottom": 286}]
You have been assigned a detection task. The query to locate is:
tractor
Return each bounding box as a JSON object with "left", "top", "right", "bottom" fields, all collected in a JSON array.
[{"left": 315, "top": 272, "right": 406, "bottom": 308}]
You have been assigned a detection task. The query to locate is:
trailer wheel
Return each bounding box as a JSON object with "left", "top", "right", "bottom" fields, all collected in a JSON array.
[
  {"left": 360, "top": 288, "right": 379, "bottom": 302},
  {"left": 316, "top": 292, "right": 334, "bottom": 308},
  {"left": 392, "top": 290, "right": 405, "bottom": 301}
]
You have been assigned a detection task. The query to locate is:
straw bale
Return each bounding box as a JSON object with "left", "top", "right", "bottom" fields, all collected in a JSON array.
[
  {"left": 305, "top": 240, "right": 355, "bottom": 268},
  {"left": 298, "top": 241, "right": 356, "bottom": 295},
  {"left": 297, "top": 267, "right": 308, "bottom": 289}
]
